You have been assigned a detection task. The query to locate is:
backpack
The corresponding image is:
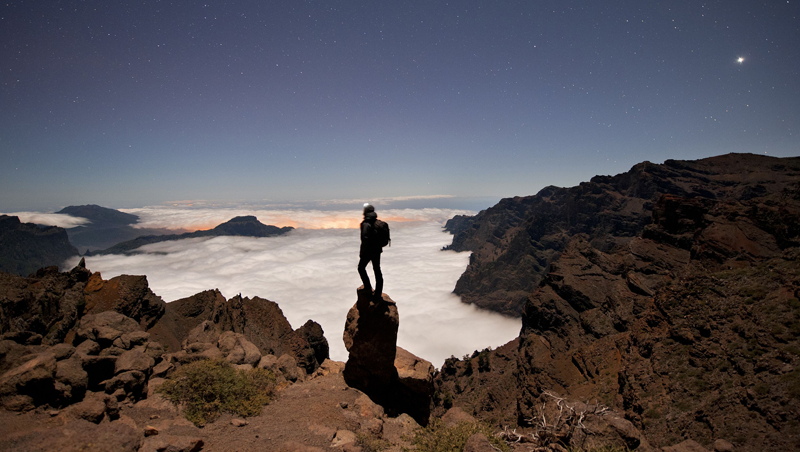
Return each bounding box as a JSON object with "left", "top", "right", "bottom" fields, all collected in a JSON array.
[{"left": 373, "top": 219, "right": 391, "bottom": 247}]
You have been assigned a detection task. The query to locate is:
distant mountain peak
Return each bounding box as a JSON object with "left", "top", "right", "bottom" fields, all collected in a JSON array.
[
  {"left": 226, "top": 215, "right": 258, "bottom": 223},
  {"left": 56, "top": 204, "right": 138, "bottom": 226}
]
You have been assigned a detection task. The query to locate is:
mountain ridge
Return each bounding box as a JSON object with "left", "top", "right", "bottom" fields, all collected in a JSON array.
[
  {"left": 445, "top": 152, "right": 800, "bottom": 316},
  {"left": 87, "top": 215, "right": 293, "bottom": 256}
]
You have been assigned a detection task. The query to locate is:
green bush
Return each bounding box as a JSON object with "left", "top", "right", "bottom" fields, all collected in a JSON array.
[
  {"left": 411, "top": 419, "right": 510, "bottom": 452},
  {"left": 158, "top": 358, "right": 275, "bottom": 425},
  {"left": 356, "top": 432, "right": 392, "bottom": 452}
]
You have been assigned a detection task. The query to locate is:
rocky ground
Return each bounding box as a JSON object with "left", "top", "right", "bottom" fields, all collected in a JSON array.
[
  {"left": 435, "top": 154, "right": 800, "bottom": 450},
  {"left": 0, "top": 267, "right": 439, "bottom": 451}
]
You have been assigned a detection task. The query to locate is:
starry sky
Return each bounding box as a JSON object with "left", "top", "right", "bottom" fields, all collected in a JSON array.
[{"left": 1, "top": 1, "right": 798, "bottom": 211}]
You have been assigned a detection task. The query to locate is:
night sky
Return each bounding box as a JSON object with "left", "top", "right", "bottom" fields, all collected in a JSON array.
[{"left": 2, "top": 1, "right": 798, "bottom": 211}]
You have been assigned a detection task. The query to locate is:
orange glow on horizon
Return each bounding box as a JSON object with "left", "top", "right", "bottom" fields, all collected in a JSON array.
[{"left": 149, "top": 214, "right": 428, "bottom": 233}]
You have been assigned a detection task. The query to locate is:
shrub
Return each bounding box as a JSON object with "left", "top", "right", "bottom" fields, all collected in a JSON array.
[
  {"left": 411, "top": 419, "right": 510, "bottom": 452},
  {"left": 356, "top": 432, "right": 392, "bottom": 452},
  {"left": 158, "top": 358, "right": 275, "bottom": 425}
]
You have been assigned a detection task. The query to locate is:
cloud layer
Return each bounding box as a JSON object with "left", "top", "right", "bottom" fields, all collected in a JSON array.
[
  {"left": 0, "top": 211, "right": 90, "bottom": 228},
  {"left": 67, "top": 210, "right": 519, "bottom": 366}
]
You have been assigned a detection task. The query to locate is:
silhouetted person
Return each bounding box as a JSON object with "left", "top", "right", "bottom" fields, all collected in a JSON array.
[{"left": 358, "top": 203, "right": 384, "bottom": 300}]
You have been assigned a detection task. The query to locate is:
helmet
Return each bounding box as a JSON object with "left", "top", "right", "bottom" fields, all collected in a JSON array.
[{"left": 363, "top": 203, "right": 375, "bottom": 214}]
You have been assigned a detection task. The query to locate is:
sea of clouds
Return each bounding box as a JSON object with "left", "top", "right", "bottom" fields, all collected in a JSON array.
[
  {"left": 2, "top": 211, "right": 90, "bottom": 228},
  {"left": 63, "top": 203, "right": 520, "bottom": 366}
]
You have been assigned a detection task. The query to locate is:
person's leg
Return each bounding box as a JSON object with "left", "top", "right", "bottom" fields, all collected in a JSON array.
[
  {"left": 358, "top": 255, "right": 372, "bottom": 292},
  {"left": 372, "top": 253, "right": 383, "bottom": 299}
]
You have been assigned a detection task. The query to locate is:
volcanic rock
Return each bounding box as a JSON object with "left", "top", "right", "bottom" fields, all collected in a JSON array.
[
  {"left": 82, "top": 272, "right": 165, "bottom": 328},
  {"left": 437, "top": 153, "right": 800, "bottom": 450},
  {"left": 446, "top": 153, "right": 800, "bottom": 316},
  {"left": 115, "top": 349, "right": 155, "bottom": 375},
  {"left": 343, "top": 287, "right": 399, "bottom": 397},
  {"left": 149, "top": 291, "right": 326, "bottom": 374},
  {"left": 0, "top": 215, "right": 79, "bottom": 277},
  {"left": 0, "top": 260, "right": 90, "bottom": 345},
  {"left": 343, "top": 287, "right": 434, "bottom": 425},
  {"left": 0, "top": 351, "right": 57, "bottom": 409}
]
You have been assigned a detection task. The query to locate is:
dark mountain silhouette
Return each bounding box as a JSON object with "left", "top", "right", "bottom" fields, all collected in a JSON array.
[
  {"left": 88, "top": 216, "right": 293, "bottom": 256},
  {"left": 56, "top": 205, "right": 138, "bottom": 226},
  {"left": 56, "top": 204, "right": 178, "bottom": 252},
  {"left": 0, "top": 215, "right": 79, "bottom": 276}
]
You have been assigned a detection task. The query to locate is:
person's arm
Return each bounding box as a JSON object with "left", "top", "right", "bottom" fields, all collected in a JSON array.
[{"left": 361, "top": 221, "right": 370, "bottom": 242}]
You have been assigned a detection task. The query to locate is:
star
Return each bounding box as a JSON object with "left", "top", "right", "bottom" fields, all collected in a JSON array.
[{"left": 737, "top": 56, "right": 745, "bottom": 64}]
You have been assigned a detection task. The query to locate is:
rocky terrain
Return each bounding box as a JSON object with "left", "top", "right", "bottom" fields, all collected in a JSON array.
[
  {"left": 0, "top": 261, "right": 451, "bottom": 451},
  {"left": 88, "top": 215, "right": 294, "bottom": 256},
  {"left": 3, "top": 152, "right": 798, "bottom": 451},
  {"left": 435, "top": 153, "right": 800, "bottom": 450},
  {"left": 446, "top": 153, "right": 800, "bottom": 317},
  {"left": 0, "top": 215, "right": 78, "bottom": 276}
]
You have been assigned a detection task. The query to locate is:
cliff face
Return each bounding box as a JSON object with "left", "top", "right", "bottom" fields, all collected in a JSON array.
[
  {"left": 147, "top": 288, "right": 327, "bottom": 374},
  {"left": 0, "top": 215, "right": 79, "bottom": 276},
  {"left": 445, "top": 153, "right": 800, "bottom": 316},
  {"left": 436, "top": 153, "right": 800, "bottom": 450}
]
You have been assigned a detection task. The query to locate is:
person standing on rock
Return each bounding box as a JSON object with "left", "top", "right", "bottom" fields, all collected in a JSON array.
[{"left": 358, "top": 203, "right": 390, "bottom": 301}]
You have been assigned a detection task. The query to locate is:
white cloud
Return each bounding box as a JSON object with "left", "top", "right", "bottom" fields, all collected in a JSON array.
[
  {"left": 1, "top": 212, "right": 90, "bottom": 228},
  {"left": 66, "top": 209, "right": 519, "bottom": 367}
]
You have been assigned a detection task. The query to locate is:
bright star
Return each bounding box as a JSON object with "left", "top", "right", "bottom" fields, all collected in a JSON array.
[{"left": 737, "top": 57, "right": 745, "bottom": 64}]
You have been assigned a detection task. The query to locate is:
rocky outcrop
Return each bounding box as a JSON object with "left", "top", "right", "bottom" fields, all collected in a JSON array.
[
  {"left": 343, "top": 287, "right": 400, "bottom": 395},
  {"left": 437, "top": 153, "right": 800, "bottom": 450},
  {"left": 0, "top": 260, "right": 91, "bottom": 345},
  {"left": 82, "top": 271, "right": 166, "bottom": 329},
  {"left": 148, "top": 291, "right": 328, "bottom": 375},
  {"left": 0, "top": 308, "right": 164, "bottom": 412},
  {"left": 0, "top": 215, "right": 79, "bottom": 276},
  {"left": 0, "top": 258, "right": 167, "bottom": 347},
  {"left": 446, "top": 153, "right": 800, "bottom": 316},
  {"left": 343, "top": 287, "right": 434, "bottom": 425}
]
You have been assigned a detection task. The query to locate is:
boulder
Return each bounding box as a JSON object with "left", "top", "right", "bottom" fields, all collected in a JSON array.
[
  {"left": 257, "top": 354, "right": 278, "bottom": 370},
  {"left": 140, "top": 435, "right": 204, "bottom": 452},
  {"left": 296, "top": 319, "right": 330, "bottom": 366},
  {"left": 343, "top": 287, "right": 433, "bottom": 425},
  {"left": 343, "top": 287, "right": 399, "bottom": 400},
  {"left": 75, "top": 339, "right": 100, "bottom": 356},
  {"left": 394, "top": 347, "right": 434, "bottom": 424},
  {"left": 50, "top": 343, "right": 75, "bottom": 360},
  {"left": 218, "top": 331, "right": 261, "bottom": 366},
  {"left": 277, "top": 354, "right": 302, "bottom": 382},
  {"left": 115, "top": 349, "right": 155, "bottom": 375},
  {"left": 382, "top": 413, "right": 420, "bottom": 447},
  {"left": 184, "top": 320, "right": 221, "bottom": 346},
  {"left": 76, "top": 311, "right": 140, "bottom": 347},
  {"left": 69, "top": 392, "right": 108, "bottom": 423},
  {"left": 0, "top": 351, "right": 56, "bottom": 408},
  {"left": 82, "top": 272, "right": 165, "bottom": 329},
  {"left": 0, "top": 339, "right": 34, "bottom": 374},
  {"left": 104, "top": 370, "right": 147, "bottom": 400},
  {"left": 55, "top": 356, "right": 88, "bottom": 402}
]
